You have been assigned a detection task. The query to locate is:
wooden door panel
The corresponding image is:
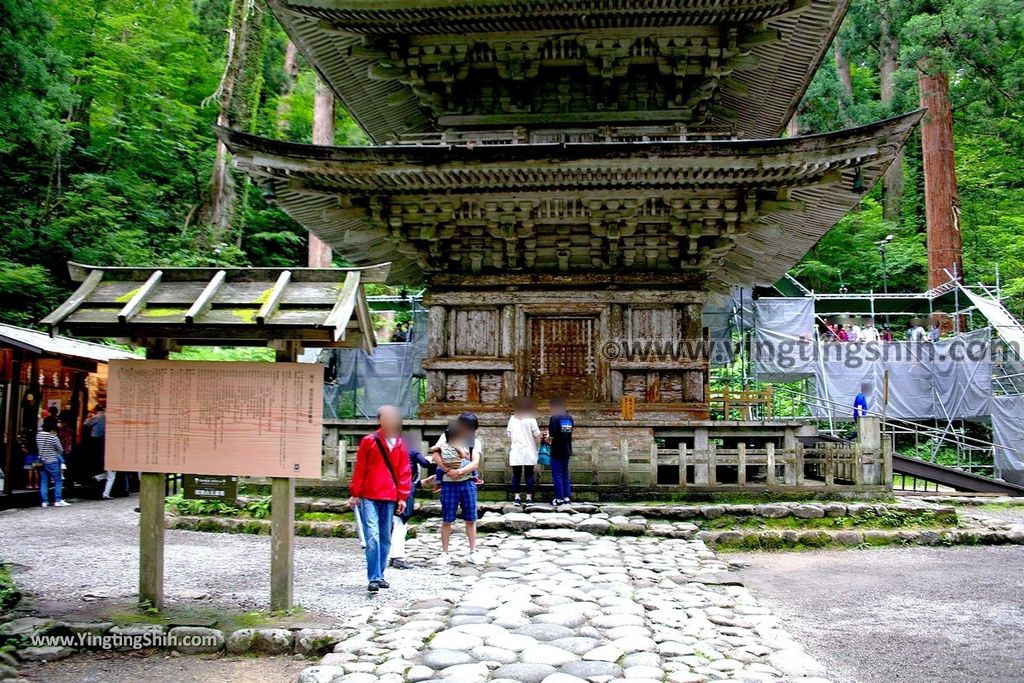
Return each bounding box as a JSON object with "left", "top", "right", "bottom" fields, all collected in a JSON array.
[{"left": 529, "top": 317, "right": 596, "bottom": 401}]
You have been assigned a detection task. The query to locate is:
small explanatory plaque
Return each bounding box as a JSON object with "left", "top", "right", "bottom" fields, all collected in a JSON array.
[{"left": 106, "top": 360, "right": 322, "bottom": 478}]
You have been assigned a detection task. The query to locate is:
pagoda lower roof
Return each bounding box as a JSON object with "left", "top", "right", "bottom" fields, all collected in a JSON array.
[
  {"left": 269, "top": 0, "right": 847, "bottom": 141},
  {"left": 217, "top": 110, "right": 921, "bottom": 291}
]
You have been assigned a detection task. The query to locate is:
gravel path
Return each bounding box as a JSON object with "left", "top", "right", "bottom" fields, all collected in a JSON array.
[
  {"left": 731, "top": 546, "right": 1024, "bottom": 683},
  {"left": 0, "top": 497, "right": 458, "bottom": 619}
]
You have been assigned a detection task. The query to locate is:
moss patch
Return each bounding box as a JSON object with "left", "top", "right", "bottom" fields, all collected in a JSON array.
[
  {"left": 229, "top": 308, "right": 258, "bottom": 323},
  {"left": 699, "top": 508, "right": 956, "bottom": 530},
  {"left": 138, "top": 307, "right": 186, "bottom": 318},
  {"left": 297, "top": 511, "right": 353, "bottom": 522},
  {"left": 105, "top": 606, "right": 304, "bottom": 632},
  {"left": 114, "top": 287, "right": 141, "bottom": 303}
]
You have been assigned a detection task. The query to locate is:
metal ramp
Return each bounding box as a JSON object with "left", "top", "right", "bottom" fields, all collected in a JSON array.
[
  {"left": 891, "top": 454, "right": 1024, "bottom": 495},
  {"left": 802, "top": 433, "right": 1024, "bottom": 496}
]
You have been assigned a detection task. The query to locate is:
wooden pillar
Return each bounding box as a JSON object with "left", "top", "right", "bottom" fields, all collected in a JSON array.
[
  {"left": 857, "top": 416, "right": 882, "bottom": 485},
  {"left": 707, "top": 442, "right": 717, "bottom": 487},
  {"left": 766, "top": 442, "right": 776, "bottom": 489},
  {"left": 619, "top": 438, "right": 629, "bottom": 485},
  {"left": 678, "top": 444, "right": 688, "bottom": 490},
  {"left": 918, "top": 63, "right": 962, "bottom": 289},
  {"left": 783, "top": 428, "right": 797, "bottom": 485},
  {"left": 270, "top": 476, "right": 295, "bottom": 611},
  {"left": 736, "top": 443, "right": 747, "bottom": 487},
  {"left": 590, "top": 442, "right": 600, "bottom": 485},
  {"left": 649, "top": 442, "right": 659, "bottom": 487},
  {"left": 139, "top": 472, "right": 165, "bottom": 609},
  {"left": 2, "top": 357, "right": 21, "bottom": 496},
  {"left": 693, "top": 428, "right": 709, "bottom": 485},
  {"left": 308, "top": 77, "right": 335, "bottom": 269},
  {"left": 271, "top": 341, "right": 299, "bottom": 611},
  {"left": 824, "top": 443, "right": 835, "bottom": 488},
  {"left": 139, "top": 340, "right": 169, "bottom": 609}
]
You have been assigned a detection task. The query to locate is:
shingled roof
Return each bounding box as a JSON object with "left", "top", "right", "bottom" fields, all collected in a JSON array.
[
  {"left": 269, "top": 0, "right": 848, "bottom": 142},
  {"left": 216, "top": 110, "right": 921, "bottom": 292},
  {"left": 42, "top": 262, "right": 389, "bottom": 349}
]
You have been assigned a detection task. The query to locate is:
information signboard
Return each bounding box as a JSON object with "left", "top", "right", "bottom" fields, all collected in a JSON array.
[{"left": 107, "top": 361, "right": 322, "bottom": 478}]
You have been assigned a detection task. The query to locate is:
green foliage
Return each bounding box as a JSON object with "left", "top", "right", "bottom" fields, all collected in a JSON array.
[
  {"left": 792, "top": 0, "right": 1024, "bottom": 299},
  {"left": 0, "top": 0, "right": 364, "bottom": 328},
  {"left": 169, "top": 346, "right": 275, "bottom": 362},
  {"left": 165, "top": 493, "right": 271, "bottom": 518},
  {"left": 0, "top": 563, "right": 22, "bottom": 613}
]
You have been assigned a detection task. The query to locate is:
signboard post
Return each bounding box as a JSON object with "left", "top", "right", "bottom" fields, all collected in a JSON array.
[{"left": 108, "top": 352, "right": 321, "bottom": 610}]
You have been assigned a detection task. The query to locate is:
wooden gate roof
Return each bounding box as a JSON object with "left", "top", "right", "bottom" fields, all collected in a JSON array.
[
  {"left": 42, "top": 262, "right": 389, "bottom": 349},
  {"left": 268, "top": 0, "right": 847, "bottom": 141},
  {"left": 216, "top": 110, "right": 921, "bottom": 292}
]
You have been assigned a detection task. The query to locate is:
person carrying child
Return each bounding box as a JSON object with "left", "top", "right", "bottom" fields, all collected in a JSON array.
[
  {"left": 426, "top": 412, "right": 483, "bottom": 491},
  {"left": 430, "top": 419, "right": 482, "bottom": 566}
]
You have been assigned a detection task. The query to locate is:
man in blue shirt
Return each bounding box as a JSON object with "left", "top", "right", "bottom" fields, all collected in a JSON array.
[
  {"left": 853, "top": 388, "right": 869, "bottom": 419},
  {"left": 547, "top": 398, "right": 574, "bottom": 506}
]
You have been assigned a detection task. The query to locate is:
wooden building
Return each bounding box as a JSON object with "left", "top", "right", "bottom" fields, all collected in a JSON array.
[
  {"left": 0, "top": 323, "right": 138, "bottom": 499},
  {"left": 214, "top": 0, "right": 914, "bottom": 490}
]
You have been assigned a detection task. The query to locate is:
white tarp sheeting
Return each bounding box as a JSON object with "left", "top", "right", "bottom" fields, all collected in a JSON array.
[
  {"left": 753, "top": 297, "right": 817, "bottom": 381},
  {"left": 810, "top": 333, "right": 993, "bottom": 420},
  {"left": 991, "top": 394, "right": 1024, "bottom": 485}
]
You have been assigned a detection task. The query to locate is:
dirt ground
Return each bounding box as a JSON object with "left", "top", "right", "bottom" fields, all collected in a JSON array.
[
  {"left": 19, "top": 651, "right": 306, "bottom": 683},
  {"left": 732, "top": 545, "right": 1024, "bottom": 683}
]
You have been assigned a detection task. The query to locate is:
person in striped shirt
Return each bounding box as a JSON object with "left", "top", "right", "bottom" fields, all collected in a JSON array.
[{"left": 36, "top": 417, "right": 70, "bottom": 507}]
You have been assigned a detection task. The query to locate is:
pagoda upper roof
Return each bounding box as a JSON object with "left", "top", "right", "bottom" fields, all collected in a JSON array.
[
  {"left": 216, "top": 110, "right": 921, "bottom": 292},
  {"left": 269, "top": 0, "right": 848, "bottom": 141}
]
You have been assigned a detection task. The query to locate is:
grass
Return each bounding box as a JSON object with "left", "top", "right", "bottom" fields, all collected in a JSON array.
[
  {"left": 976, "top": 502, "right": 1024, "bottom": 510},
  {"left": 712, "top": 532, "right": 921, "bottom": 552},
  {"left": 297, "top": 511, "right": 353, "bottom": 522},
  {"left": 105, "top": 606, "right": 305, "bottom": 632},
  {"left": 166, "top": 495, "right": 271, "bottom": 519},
  {"left": 699, "top": 508, "right": 956, "bottom": 530},
  {"left": 0, "top": 563, "right": 21, "bottom": 614}
]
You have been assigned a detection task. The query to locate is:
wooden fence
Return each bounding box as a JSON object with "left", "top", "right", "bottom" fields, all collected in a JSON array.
[{"left": 320, "top": 429, "right": 890, "bottom": 493}]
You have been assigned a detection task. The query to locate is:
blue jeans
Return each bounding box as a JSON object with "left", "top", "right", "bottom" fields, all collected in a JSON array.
[
  {"left": 358, "top": 499, "right": 395, "bottom": 582},
  {"left": 40, "top": 461, "right": 62, "bottom": 504},
  {"left": 551, "top": 457, "right": 571, "bottom": 500}
]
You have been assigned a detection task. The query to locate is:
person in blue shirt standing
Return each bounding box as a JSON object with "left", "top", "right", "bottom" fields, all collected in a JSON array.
[
  {"left": 546, "top": 398, "right": 574, "bottom": 506},
  {"left": 853, "top": 386, "right": 869, "bottom": 420}
]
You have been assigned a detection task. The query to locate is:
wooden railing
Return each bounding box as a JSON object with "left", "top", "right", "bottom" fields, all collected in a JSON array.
[
  {"left": 709, "top": 386, "right": 773, "bottom": 420},
  {"left": 650, "top": 442, "right": 890, "bottom": 491}
]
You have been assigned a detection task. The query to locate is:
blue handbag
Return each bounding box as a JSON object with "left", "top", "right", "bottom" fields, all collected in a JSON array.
[{"left": 537, "top": 443, "right": 551, "bottom": 467}]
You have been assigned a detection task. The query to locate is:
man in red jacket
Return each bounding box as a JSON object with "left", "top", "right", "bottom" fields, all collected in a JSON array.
[{"left": 348, "top": 405, "right": 412, "bottom": 592}]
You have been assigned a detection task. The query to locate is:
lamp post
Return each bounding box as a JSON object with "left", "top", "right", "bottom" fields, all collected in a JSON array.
[{"left": 876, "top": 234, "right": 894, "bottom": 293}]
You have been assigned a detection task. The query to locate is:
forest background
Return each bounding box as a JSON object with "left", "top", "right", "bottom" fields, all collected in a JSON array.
[{"left": 1, "top": 0, "right": 1022, "bottom": 327}]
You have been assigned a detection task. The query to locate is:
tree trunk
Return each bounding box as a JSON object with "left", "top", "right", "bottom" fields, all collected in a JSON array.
[
  {"left": 879, "top": 11, "right": 903, "bottom": 219},
  {"left": 200, "top": 0, "right": 269, "bottom": 247},
  {"left": 275, "top": 41, "right": 299, "bottom": 136},
  {"left": 308, "top": 77, "right": 335, "bottom": 268},
  {"left": 834, "top": 41, "right": 853, "bottom": 113},
  {"left": 918, "top": 62, "right": 962, "bottom": 288}
]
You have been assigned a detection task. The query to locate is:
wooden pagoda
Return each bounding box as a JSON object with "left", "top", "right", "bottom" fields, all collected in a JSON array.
[{"left": 219, "top": 0, "right": 919, "bottom": 460}]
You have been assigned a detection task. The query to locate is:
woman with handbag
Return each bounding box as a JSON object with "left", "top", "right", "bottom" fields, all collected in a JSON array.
[{"left": 507, "top": 397, "right": 541, "bottom": 506}]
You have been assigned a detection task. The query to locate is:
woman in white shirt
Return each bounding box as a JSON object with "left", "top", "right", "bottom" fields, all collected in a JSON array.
[{"left": 507, "top": 397, "right": 541, "bottom": 505}]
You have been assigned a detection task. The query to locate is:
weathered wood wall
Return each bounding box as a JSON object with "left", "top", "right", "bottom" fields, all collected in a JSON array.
[{"left": 420, "top": 283, "right": 709, "bottom": 419}]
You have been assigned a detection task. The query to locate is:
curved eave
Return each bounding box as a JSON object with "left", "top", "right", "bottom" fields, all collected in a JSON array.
[
  {"left": 268, "top": 0, "right": 847, "bottom": 142},
  {"left": 278, "top": 0, "right": 811, "bottom": 33},
  {"left": 219, "top": 111, "right": 923, "bottom": 289}
]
